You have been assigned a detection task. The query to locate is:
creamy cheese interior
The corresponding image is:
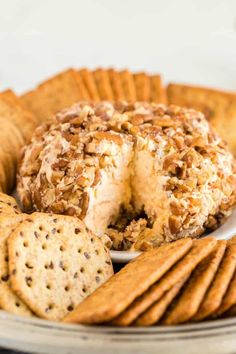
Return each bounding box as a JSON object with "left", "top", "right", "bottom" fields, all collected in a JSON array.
[{"left": 84, "top": 139, "right": 134, "bottom": 236}]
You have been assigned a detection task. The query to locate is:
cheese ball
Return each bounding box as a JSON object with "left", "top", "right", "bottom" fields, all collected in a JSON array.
[{"left": 17, "top": 102, "right": 236, "bottom": 250}]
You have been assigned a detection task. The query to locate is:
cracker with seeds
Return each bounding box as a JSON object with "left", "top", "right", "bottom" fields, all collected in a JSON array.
[
  {"left": 134, "top": 72, "right": 150, "bottom": 101},
  {"left": 119, "top": 70, "right": 136, "bottom": 102},
  {"left": 0, "top": 214, "right": 32, "bottom": 316},
  {"left": 167, "top": 83, "right": 236, "bottom": 155},
  {"left": 150, "top": 75, "right": 166, "bottom": 103},
  {"left": 79, "top": 68, "right": 100, "bottom": 101},
  {"left": 108, "top": 69, "right": 125, "bottom": 101},
  {"left": 162, "top": 240, "right": 226, "bottom": 325},
  {"left": 93, "top": 69, "right": 114, "bottom": 101},
  {"left": 21, "top": 69, "right": 88, "bottom": 124},
  {"left": 8, "top": 212, "right": 113, "bottom": 321},
  {"left": 63, "top": 238, "right": 193, "bottom": 324},
  {"left": 134, "top": 275, "right": 189, "bottom": 326},
  {"left": 193, "top": 241, "right": 236, "bottom": 321},
  {"left": 112, "top": 237, "right": 216, "bottom": 326}
]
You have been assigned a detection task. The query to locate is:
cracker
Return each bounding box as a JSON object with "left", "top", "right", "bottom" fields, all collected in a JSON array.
[
  {"left": 0, "top": 94, "right": 37, "bottom": 143},
  {"left": 134, "top": 275, "right": 189, "bottom": 326},
  {"left": 21, "top": 69, "right": 88, "bottom": 124},
  {"left": 193, "top": 241, "right": 236, "bottom": 321},
  {"left": 0, "top": 89, "right": 20, "bottom": 105},
  {"left": 112, "top": 237, "right": 216, "bottom": 326},
  {"left": 79, "top": 68, "right": 100, "bottom": 101},
  {"left": 108, "top": 69, "right": 125, "bottom": 101},
  {"left": 93, "top": 69, "right": 114, "bottom": 100},
  {"left": 63, "top": 238, "right": 193, "bottom": 324},
  {"left": 167, "top": 83, "right": 236, "bottom": 155},
  {"left": 119, "top": 70, "right": 136, "bottom": 102},
  {"left": 74, "top": 71, "right": 90, "bottom": 100},
  {"left": 8, "top": 212, "right": 113, "bottom": 321},
  {"left": 134, "top": 72, "right": 150, "bottom": 101},
  {"left": 150, "top": 75, "right": 166, "bottom": 103},
  {"left": 0, "top": 214, "right": 32, "bottom": 316},
  {"left": 0, "top": 193, "right": 21, "bottom": 215},
  {"left": 163, "top": 240, "right": 226, "bottom": 325}
]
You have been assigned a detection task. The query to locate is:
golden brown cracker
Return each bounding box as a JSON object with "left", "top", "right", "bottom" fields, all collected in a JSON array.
[
  {"left": 167, "top": 83, "right": 236, "bottom": 155},
  {"left": 163, "top": 240, "right": 226, "bottom": 325},
  {"left": 119, "top": 70, "right": 136, "bottom": 102},
  {"left": 108, "top": 69, "right": 125, "bottom": 101},
  {"left": 63, "top": 238, "right": 193, "bottom": 324},
  {"left": 8, "top": 212, "right": 113, "bottom": 321},
  {"left": 150, "top": 75, "right": 166, "bottom": 103},
  {"left": 134, "top": 72, "right": 150, "bottom": 101},
  {"left": 112, "top": 237, "right": 216, "bottom": 326},
  {"left": 0, "top": 214, "right": 32, "bottom": 316},
  {"left": 21, "top": 69, "right": 88, "bottom": 124},
  {"left": 193, "top": 241, "right": 236, "bottom": 321},
  {"left": 93, "top": 69, "right": 114, "bottom": 101},
  {"left": 79, "top": 68, "right": 100, "bottom": 101},
  {"left": 134, "top": 276, "right": 188, "bottom": 326}
]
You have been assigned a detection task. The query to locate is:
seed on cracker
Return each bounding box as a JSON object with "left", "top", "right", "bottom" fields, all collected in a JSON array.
[
  {"left": 0, "top": 214, "right": 32, "bottom": 316},
  {"left": 193, "top": 240, "right": 236, "bottom": 321},
  {"left": 134, "top": 275, "right": 189, "bottom": 326},
  {"left": 63, "top": 238, "right": 193, "bottom": 324},
  {"left": 112, "top": 237, "right": 216, "bottom": 326},
  {"left": 8, "top": 212, "right": 113, "bottom": 321},
  {"left": 162, "top": 240, "right": 226, "bottom": 325}
]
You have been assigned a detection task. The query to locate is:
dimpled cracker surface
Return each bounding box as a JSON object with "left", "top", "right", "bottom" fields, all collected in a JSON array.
[
  {"left": 112, "top": 237, "right": 216, "bottom": 326},
  {"left": 0, "top": 214, "right": 32, "bottom": 316},
  {"left": 63, "top": 238, "right": 193, "bottom": 324},
  {"left": 8, "top": 212, "right": 113, "bottom": 321},
  {"left": 162, "top": 240, "right": 226, "bottom": 325}
]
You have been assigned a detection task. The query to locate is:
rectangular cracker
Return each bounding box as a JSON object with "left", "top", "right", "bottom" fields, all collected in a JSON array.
[
  {"left": 63, "top": 238, "right": 193, "bottom": 324},
  {"left": 119, "top": 70, "right": 136, "bottom": 102},
  {"left": 162, "top": 240, "right": 226, "bottom": 325},
  {"left": 0, "top": 214, "right": 32, "bottom": 316},
  {"left": 112, "top": 237, "right": 216, "bottom": 326},
  {"left": 79, "top": 68, "right": 100, "bottom": 101},
  {"left": 8, "top": 212, "right": 113, "bottom": 321},
  {"left": 93, "top": 69, "right": 114, "bottom": 101},
  {"left": 108, "top": 69, "right": 125, "bottom": 101},
  {"left": 0, "top": 95, "right": 36, "bottom": 143},
  {"left": 133, "top": 72, "right": 150, "bottom": 101},
  {"left": 21, "top": 68, "right": 88, "bottom": 124},
  {"left": 167, "top": 83, "right": 236, "bottom": 155},
  {"left": 150, "top": 75, "right": 166, "bottom": 103},
  {"left": 193, "top": 240, "right": 236, "bottom": 321},
  {"left": 134, "top": 275, "right": 189, "bottom": 326}
]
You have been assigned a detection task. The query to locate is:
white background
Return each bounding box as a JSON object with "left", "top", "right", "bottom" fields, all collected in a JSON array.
[{"left": 0, "top": 0, "right": 235, "bottom": 94}]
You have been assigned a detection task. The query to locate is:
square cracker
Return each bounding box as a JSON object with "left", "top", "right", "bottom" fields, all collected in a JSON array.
[
  {"left": 63, "top": 238, "right": 193, "bottom": 324},
  {"left": 133, "top": 72, "right": 150, "bottom": 101},
  {"left": 150, "top": 75, "right": 166, "bottom": 103},
  {"left": 93, "top": 69, "right": 114, "bottom": 101},
  {"left": 79, "top": 68, "right": 100, "bottom": 101},
  {"left": 0, "top": 214, "right": 32, "bottom": 316},
  {"left": 119, "top": 70, "right": 136, "bottom": 102},
  {"left": 108, "top": 69, "right": 125, "bottom": 101},
  {"left": 134, "top": 275, "right": 189, "bottom": 326},
  {"left": 112, "top": 237, "right": 216, "bottom": 326},
  {"left": 21, "top": 69, "right": 89, "bottom": 124},
  {"left": 162, "top": 240, "right": 226, "bottom": 325},
  {"left": 167, "top": 83, "right": 236, "bottom": 155},
  {"left": 8, "top": 212, "right": 113, "bottom": 321},
  {"left": 193, "top": 240, "right": 236, "bottom": 321}
]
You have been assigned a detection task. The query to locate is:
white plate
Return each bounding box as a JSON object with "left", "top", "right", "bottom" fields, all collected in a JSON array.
[
  {"left": 111, "top": 208, "right": 236, "bottom": 263},
  {"left": 0, "top": 310, "right": 236, "bottom": 354}
]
